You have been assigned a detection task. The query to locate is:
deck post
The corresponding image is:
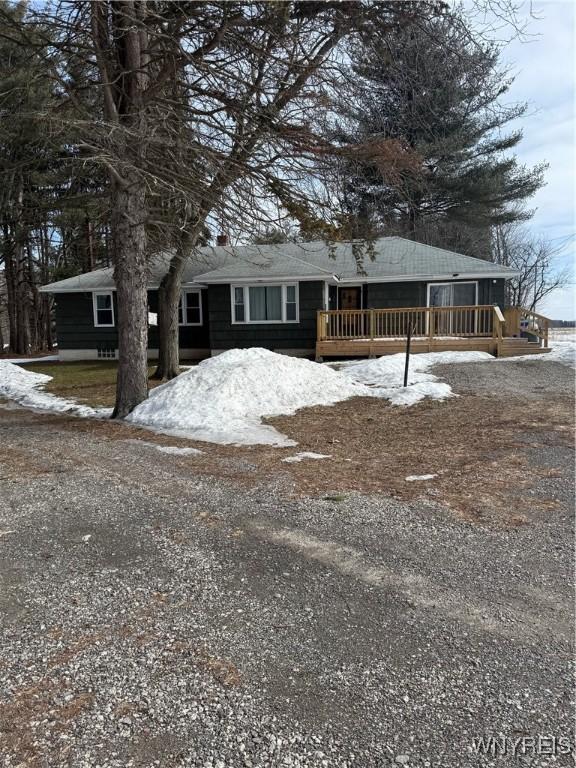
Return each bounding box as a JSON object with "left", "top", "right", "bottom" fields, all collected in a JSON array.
[
  {"left": 427, "top": 307, "right": 434, "bottom": 350},
  {"left": 369, "top": 309, "right": 375, "bottom": 341},
  {"left": 493, "top": 306, "right": 504, "bottom": 356},
  {"left": 317, "top": 311, "right": 325, "bottom": 342},
  {"left": 503, "top": 307, "right": 520, "bottom": 337}
]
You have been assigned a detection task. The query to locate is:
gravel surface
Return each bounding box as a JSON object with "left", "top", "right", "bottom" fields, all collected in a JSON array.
[
  {"left": 433, "top": 357, "right": 574, "bottom": 398},
  {"left": 0, "top": 359, "right": 574, "bottom": 767}
]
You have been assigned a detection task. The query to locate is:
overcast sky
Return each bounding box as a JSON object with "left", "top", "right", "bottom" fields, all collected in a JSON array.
[{"left": 491, "top": 0, "right": 575, "bottom": 319}]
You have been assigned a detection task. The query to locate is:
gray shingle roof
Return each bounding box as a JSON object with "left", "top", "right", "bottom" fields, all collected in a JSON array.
[
  {"left": 194, "top": 237, "right": 518, "bottom": 282},
  {"left": 39, "top": 248, "right": 233, "bottom": 293},
  {"left": 40, "top": 237, "right": 517, "bottom": 293}
]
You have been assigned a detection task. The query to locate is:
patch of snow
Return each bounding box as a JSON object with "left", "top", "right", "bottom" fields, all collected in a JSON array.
[
  {"left": 155, "top": 445, "right": 203, "bottom": 456},
  {"left": 148, "top": 312, "right": 158, "bottom": 326},
  {"left": 0, "top": 360, "right": 111, "bottom": 418},
  {"left": 405, "top": 474, "right": 437, "bottom": 482},
  {"left": 337, "top": 350, "right": 493, "bottom": 406},
  {"left": 542, "top": 342, "right": 575, "bottom": 368},
  {"left": 126, "top": 348, "right": 369, "bottom": 446},
  {"left": 281, "top": 452, "right": 332, "bottom": 463},
  {"left": 549, "top": 329, "right": 576, "bottom": 343},
  {"left": 0, "top": 355, "right": 60, "bottom": 364},
  {"left": 122, "top": 439, "right": 202, "bottom": 455}
]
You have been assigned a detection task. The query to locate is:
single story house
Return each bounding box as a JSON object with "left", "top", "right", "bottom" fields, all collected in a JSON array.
[{"left": 40, "top": 236, "right": 550, "bottom": 360}]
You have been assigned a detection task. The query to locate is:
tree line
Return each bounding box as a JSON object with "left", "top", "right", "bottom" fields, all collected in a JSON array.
[{"left": 0, "top": 0, "right": 563, "bottom": 416}]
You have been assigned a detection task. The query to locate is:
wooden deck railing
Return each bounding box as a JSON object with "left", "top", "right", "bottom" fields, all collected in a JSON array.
[
  {"left": 503, "top": 306, "right": 550, "bottom": 348},
  {"left": 317, "top": 305, "right": 501, "bottom": 341}
]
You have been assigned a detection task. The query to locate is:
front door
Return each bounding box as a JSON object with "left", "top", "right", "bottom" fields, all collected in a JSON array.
[
  {"left": 336, "top": 286, "right": 363, "bottom": 337},
  {"left": 338, "top": 286, "right": 362, "bottom": 310}
]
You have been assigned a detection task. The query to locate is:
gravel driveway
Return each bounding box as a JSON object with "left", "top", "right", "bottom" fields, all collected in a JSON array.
[
  {"left": 0, "top": 358, "right": 573, "bottom": 767},
  {"left": 434, "top": 357, "right": 574, "bottom": 398}
]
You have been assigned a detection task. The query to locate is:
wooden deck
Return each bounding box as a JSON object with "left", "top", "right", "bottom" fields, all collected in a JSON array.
[{"left": 316, "top": 305, "right": 551, "bottom": 359}]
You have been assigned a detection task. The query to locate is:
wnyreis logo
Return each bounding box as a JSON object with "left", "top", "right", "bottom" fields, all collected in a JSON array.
[{"left": 471, "top": 734, "right": 573, "bottom": 757}]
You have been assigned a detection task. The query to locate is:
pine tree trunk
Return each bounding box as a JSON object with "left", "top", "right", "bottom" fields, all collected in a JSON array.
[
  {"left": 111, "top": 178, "right": 149, "bottom": 418},
  {"left": 44, "top": 295, "right": 53, "bottom": 351},
  {"left": 14, "top": 251, "right": 30, "bottom": 355},
  {"left": 3, "top": 223, "right": 18, "bottom": 352},
  {"left": 14, "top": 180, "right": 30, "bottom": 355},
  {"left": 85, "top": 215, "right": 95, "bottom": 271}
]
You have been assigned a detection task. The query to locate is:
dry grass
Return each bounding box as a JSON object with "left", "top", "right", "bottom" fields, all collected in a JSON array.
[
  {"left": 261, "top": 394, "right": 574, "bottom": 524},
  {"left": 46, "top": 390, "right": 574, "bottom": 527},
  {"left": 0, "top": 677, "right": 94, "bottom": 767},
  {"left": 22, "top": 361, "right": 195, "bottom": 407},
  {"left": 0, "top": 443, "right": 77, "bottom": 479}
]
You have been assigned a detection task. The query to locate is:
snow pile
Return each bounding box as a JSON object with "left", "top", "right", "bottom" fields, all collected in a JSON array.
[
  {"left": 282, "top": 452, "right": 331, "bottom": 463},
  {"left": 405, "top": 474, "right": 437, "bottom": 482},
  {"left": 0, "top": 360, "right": 110, "bottom": 418},
  {"left": 338, "top": 350, "right": 493, "bottom": 406},
  {"left": 126, "top": 348, "right": 369, "bottom": 446}
]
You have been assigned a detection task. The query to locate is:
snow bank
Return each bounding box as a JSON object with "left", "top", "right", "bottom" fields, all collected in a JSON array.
[
  {"left": 126, "top": 348, "right": 369, "bottom": 446},
  {"left": 338, "top": 350, "right": 493, "bottom": 406},
  {"left": 0, "top": 360, "right": 110, "bottom": 418}
]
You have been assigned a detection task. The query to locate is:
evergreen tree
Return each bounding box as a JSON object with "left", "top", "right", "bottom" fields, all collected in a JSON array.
[
  {"left": 334, "top": 13, "right": 546, "bottom": 258},
  {"left": 0, "top": 1, "right": 110, "bottom": 353}
]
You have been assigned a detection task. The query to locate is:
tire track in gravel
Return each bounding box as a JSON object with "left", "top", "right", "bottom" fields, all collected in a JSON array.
[{"left": 12, "top": 422, "right": 570, "bottom": 648}]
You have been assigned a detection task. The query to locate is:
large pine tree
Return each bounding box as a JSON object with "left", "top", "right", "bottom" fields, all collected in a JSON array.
[{"left": 334, "top": 13, "right": 546, "bottom": 258}]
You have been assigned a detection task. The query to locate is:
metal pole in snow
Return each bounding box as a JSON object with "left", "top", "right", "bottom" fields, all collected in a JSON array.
[{"left": 403, "top": 322, "right": 414, "bottom": 388}]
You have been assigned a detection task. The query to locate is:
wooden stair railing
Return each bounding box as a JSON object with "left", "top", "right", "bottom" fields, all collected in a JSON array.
[{"left": 503, "top": 306, "right": 550, "bottom": 348}]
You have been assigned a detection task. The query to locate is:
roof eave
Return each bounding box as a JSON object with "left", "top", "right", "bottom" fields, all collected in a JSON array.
[
  {"left": 337, "top": 271, "right": 520, "bottom": 283},
  {"left": 195, "top": 273, "right": 337, "bottom": 284}
]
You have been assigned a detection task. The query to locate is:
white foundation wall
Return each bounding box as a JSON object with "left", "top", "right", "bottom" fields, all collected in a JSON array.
[{"left": 58, "top": 348, "right": 210, "bottom": 362}]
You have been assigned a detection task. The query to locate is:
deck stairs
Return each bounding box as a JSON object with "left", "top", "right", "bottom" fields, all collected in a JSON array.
[{"left": 498, "top": 337, "right": 551, "bottom": 358}]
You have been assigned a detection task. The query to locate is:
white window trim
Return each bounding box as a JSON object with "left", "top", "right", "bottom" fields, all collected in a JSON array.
[
  {"left": 230, "top": 283, "right": 299, "bottom": 324},
  {"left": 179, "top": 289, "right": 203, "bottom": 326},
  {"left": 426, "top": 281, "right": 478, "bottom": 307},
  {"left": 93, "top": 291, "right": 115, "bottom": 327}
]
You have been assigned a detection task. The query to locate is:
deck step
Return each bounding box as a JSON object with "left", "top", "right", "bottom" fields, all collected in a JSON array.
[
  {"left": 502, "top": 337, "right": 530, "bottom": 344},
  {"left": 498, "top": 344, "right": 550, "bottom": 357}
]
